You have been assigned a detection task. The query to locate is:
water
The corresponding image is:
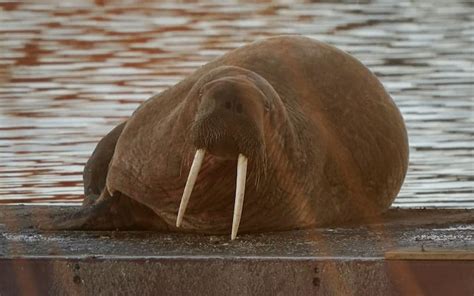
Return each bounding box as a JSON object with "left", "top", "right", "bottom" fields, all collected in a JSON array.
[{"left": 0, "top": 0, "right": 473, "bottom": 208}]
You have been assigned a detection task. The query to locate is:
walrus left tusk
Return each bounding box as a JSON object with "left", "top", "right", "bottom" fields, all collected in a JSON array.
[
  {"left": 176, "top": 149, "right": 206, "bottom": 227},
  {"left": 231, "top": 153, "right": 248, "bottom": 240}
]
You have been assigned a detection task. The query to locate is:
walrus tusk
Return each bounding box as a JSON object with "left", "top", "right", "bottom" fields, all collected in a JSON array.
[
  {"left": 231, "top": 153, "right": 248, "bottom": 240},
  {"left": 176, "top": 149, "right": 206, "bottom": 227}
]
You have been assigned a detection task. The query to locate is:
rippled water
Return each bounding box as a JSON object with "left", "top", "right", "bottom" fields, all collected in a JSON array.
[{"left": 0, "top": 1, "right": 473, "bottom": 208}]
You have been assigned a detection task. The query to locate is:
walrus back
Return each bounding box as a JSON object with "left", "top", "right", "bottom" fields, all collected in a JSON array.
[{"left": 214, "top": 36, "right": 409, "bottom": 220}]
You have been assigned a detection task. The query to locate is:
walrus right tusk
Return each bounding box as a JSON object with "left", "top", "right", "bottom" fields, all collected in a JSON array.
[
  {"left": 176, "top": 148, "right": 206, "bottom": 227},
  {"left": 231, "top": 153, "right": 248, "bottom": 240}
]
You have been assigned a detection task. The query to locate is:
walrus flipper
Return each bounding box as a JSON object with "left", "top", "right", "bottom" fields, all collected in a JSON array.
[
  {"left": 38, "top": 190, "right": 141, "bottom": 230},
  {"left": 83, "top": 122, "right": 126, "bottom": 206},
  {"left": 37, "top": 190, "right": 111, "bottom": 230}
]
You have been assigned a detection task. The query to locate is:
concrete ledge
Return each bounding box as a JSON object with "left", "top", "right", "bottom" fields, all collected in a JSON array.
[
  {"left": 2, "top": 257, "right": 474, "bottom": 296},
  {"left": 0, "top": 206, "right": 473, "bottom": 295}
]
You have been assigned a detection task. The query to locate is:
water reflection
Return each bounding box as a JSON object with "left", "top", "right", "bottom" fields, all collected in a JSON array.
[{"left": 0, "top": 1, "right": 472, "bottom": 208}]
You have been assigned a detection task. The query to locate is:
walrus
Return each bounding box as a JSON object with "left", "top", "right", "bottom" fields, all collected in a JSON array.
[{"left": 42, "top": 36, "right": 409, "bottom": 239}]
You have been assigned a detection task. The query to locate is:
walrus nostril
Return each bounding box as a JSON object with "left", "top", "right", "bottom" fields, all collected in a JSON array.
[{"left": 220, "top": 98, "right": 243, "bottom": 114}]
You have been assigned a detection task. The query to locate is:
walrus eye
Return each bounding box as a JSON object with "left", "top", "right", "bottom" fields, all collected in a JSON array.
[{"left": 176, "top": 149, "right": 249, "bottom": 240}]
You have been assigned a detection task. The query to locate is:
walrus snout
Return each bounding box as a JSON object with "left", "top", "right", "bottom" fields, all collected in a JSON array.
[
  {"left": 191, "top": 78, "right": 267, "bottom": 160},
  {"left": 190, "top": 112, "right": 264, "bottom": 160}
]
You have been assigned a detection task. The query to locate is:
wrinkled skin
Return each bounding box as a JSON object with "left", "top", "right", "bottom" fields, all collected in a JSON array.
[{"left": 42, "top": 36, "right": 409, "bottom": 234}]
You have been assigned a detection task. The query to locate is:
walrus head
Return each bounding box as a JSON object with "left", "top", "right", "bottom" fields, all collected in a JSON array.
[
  {"left": 191, "top": 76, "right": 269, "bottom": 160},
  {"left": 175, "top": 66, "right": 284, "bottom": 239}
]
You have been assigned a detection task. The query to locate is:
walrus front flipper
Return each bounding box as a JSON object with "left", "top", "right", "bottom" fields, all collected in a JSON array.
[
  {"left": 38, "top": 190, "right": 116, "bottom": 230},
  {"left": 38, "top": 190, "right": 141, "bottom": 230},
  {"left": 83, "top": 122, "right": 126, "bottom": 206}
]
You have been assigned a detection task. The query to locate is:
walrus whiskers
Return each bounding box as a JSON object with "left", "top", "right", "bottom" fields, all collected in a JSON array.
[
  {"left": 176, "top": 148, "right": 206, "bottom": 227},
  {"left": 231, "top": 153, "right": 248, "bottom": 240}
]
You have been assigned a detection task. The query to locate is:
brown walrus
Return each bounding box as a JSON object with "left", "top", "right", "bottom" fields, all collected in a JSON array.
[{"left": 43, "top": 36, "right": 409, "bottom": 239}]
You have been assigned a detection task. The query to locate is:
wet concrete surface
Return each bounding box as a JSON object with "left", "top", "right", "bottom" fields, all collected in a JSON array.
[
  {"left": 0, "top": 206, "right": 473, "bottom": 258},
  {"left": 0, "top": 206, "right": 473, "bottom": 295}
]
